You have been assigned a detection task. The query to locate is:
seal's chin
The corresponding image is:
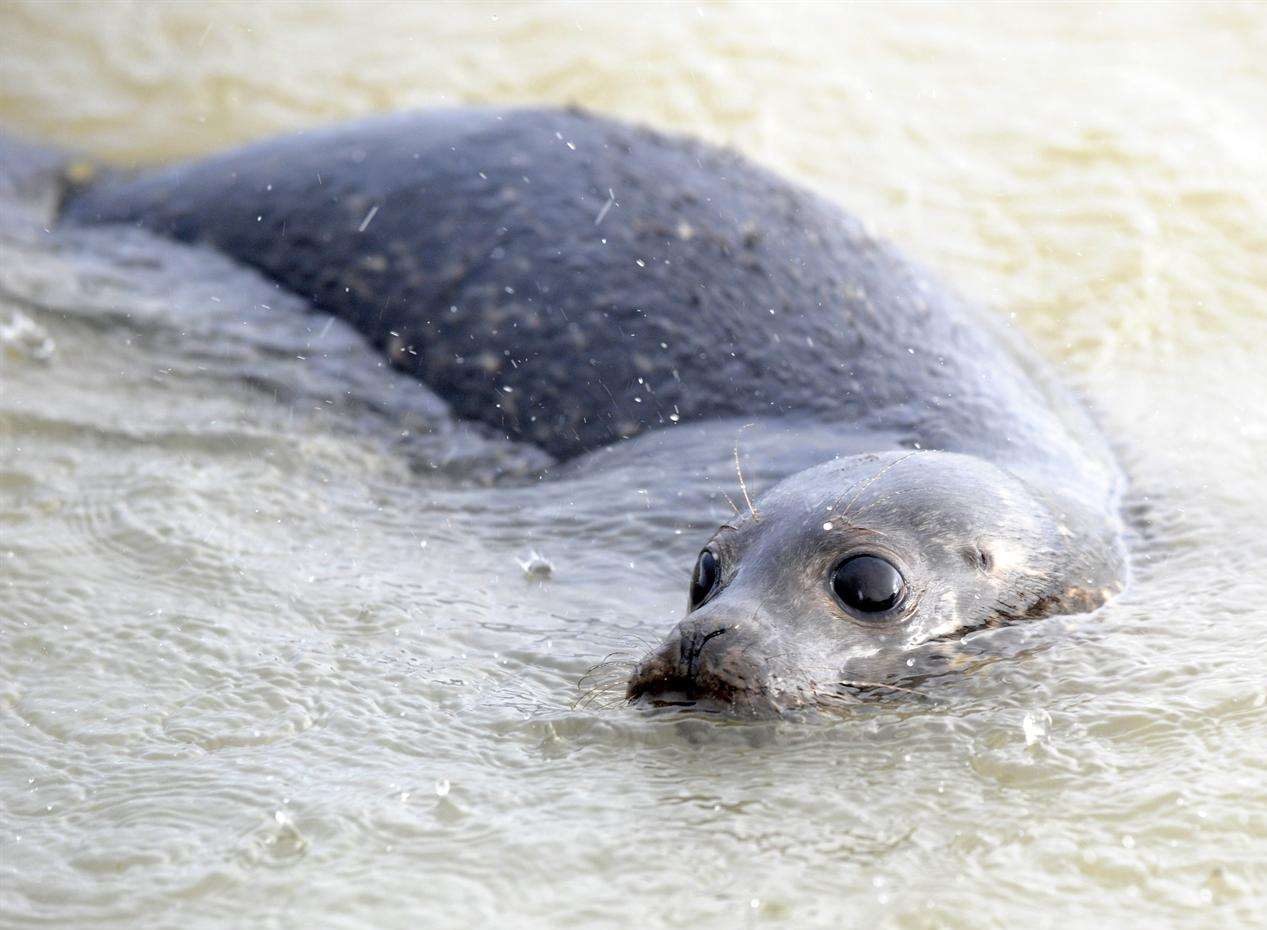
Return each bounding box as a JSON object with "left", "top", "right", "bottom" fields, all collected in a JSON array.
[
  {"left": 626, "top": 687, "right": 782, "bottom": 718},
  {"left": 627, "top": 672, "right": 734, "bottom": 713}
]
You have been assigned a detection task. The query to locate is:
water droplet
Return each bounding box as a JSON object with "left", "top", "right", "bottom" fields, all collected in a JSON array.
[
  {"left": 517, "top": 550, "right": 553, "bottom": 579},
  {"left": 1021, "top": 709, "right": 1051, "bottom": 747}
]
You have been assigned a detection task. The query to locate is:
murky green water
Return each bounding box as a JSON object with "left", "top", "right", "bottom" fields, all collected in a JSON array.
[{"left": 1, "top": 3, "right": 1265, "bottom": 928}]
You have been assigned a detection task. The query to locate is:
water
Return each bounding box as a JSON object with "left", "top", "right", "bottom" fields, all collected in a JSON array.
[{"left": 2, "top": 3, "right": 1265, "bottom": 928}]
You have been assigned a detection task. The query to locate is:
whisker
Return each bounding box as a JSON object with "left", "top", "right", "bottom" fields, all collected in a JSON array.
[
  {"left": 808, "top": 687, "right": 864, "bottom": 710},
  {"left": 574, "top": 667, "right": 627, "bottom": 692},
  {"left": 834, "top": 679, "right": 928, "bottom": 697},
  {"left": 572, "top": 676, "right": 630, "bottom": 710},
  {"left": 734, "top": 423, "right": 760, "bottom": 519},
  {"left": 574, "top": 644, "right": 645, "bottom": 709},
  {"left": 837, "top": 450, "right": 924, "bottom": 519}
]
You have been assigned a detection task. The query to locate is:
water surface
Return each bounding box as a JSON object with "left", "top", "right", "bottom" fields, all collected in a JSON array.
[{"left": 1, "top": 3, "right": 1265, "bottom": 928}]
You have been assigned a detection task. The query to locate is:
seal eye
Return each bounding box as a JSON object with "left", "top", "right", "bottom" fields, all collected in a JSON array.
[
  {"left": 830, "top": 555, "right": 906, "bottom": 615},
  {"left": 688, "top": 549, "right": 720, "bottom": 610}
]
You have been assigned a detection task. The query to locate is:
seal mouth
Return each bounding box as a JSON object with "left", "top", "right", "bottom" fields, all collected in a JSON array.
[
  {"left": 625, "top": 664, "right": 783, "bottom": 718},
  {"left": 626, "top": 674, "right": 738, "bottom": 710}
]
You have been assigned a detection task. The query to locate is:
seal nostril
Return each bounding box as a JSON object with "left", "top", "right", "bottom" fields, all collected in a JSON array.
[{"left": 684, "top": 626, "right": 729, "bottom": 678}]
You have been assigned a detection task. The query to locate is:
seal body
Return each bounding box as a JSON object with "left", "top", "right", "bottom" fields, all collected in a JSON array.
[
  {"left": 61, "top": 108, "right": 1128, "bottom": 713},
  {"left": 62, "top": 109, "right": 1098, "bottom": 471}
]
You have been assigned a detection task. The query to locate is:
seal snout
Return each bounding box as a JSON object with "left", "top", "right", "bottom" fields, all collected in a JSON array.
[{"left": 626, "top": 614, "right": 774, "bottom": 714}]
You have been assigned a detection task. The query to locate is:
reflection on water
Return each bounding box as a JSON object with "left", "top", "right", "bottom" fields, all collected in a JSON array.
[{"left": 1, "top": 3, "right": 1265, "bottom": 928}]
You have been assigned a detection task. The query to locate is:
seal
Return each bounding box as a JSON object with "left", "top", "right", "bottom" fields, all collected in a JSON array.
[{"left": 59, "top": 107, "right": 1128, "bottom": 714}]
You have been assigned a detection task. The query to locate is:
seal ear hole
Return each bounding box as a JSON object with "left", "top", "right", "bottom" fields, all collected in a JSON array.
[{"left": 963, "top": 545, "right": 993, "bottom": 572}]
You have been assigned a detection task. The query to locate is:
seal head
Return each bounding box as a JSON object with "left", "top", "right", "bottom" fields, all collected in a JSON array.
[{"left": 627, "top": 451, "right": 1126, "bottom": 715}]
